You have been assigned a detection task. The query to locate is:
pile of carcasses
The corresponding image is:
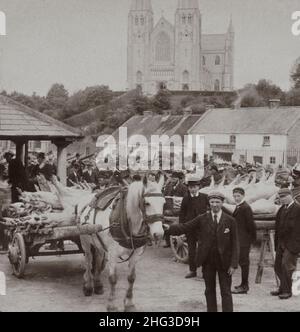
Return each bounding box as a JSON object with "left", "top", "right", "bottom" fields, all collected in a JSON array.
[
  {"left": 2, "top": 177, "right": 95, "bottom": 230},
  {"left": 200, "top": 171, "right": 280, "bottom": 215}
]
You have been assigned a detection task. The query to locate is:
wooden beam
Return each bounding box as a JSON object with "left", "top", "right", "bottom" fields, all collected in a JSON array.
[{"left": 54, "top": 140, "right": 71, "bottom": 186}]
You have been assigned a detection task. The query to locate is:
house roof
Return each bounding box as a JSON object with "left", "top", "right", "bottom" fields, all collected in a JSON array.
[
  {"left": 111, "top": 114, "right": 202, "bottom": 143},
  {"left": 189, "top": 107, "right": 300, "bottom": 135},
  {"left": 0, "top": 95, "right": 82, "bottom": 140},
  {"left": 202, "top": 34, "right": 227, "bottom": 51}
]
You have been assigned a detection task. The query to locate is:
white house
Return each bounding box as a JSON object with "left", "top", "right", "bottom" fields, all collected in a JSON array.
[{"left": 188, "top": 104, "right": 300, "bottom": 167}]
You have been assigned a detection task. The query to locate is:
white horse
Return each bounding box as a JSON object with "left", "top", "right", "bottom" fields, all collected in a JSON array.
[{"left": 77, "top": 178, "right": 165, "bottom": 312}]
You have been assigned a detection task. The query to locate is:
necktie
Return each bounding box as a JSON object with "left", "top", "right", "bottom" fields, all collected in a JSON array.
[{"left": 213, "top": 214, "right": 218, "bottom": 227}]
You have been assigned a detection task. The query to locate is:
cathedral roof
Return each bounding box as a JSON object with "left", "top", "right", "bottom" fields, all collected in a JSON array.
[
  {"left": 202, "top": 34, "right": 227, "bottom": 51},
  {"left": 189, "top": 107, "right": 300, "bottom": 135},
  {"left": 177, "top": 0, "right": 199, "bottom": 9},
  {"left": 130, "top": 0, "right": 153, "bottom": 11}
]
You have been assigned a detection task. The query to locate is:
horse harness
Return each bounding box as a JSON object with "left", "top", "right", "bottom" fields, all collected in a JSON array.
[{"left": 77, "top": 187, "right": 164, "bottom": 261}]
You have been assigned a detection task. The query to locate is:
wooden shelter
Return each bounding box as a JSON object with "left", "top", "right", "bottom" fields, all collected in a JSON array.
[{"left": 0, "top": 95, "right": 83, "bottom": 184}]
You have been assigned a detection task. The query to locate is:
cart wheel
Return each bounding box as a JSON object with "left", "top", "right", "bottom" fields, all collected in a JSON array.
[
  {"left": 8, "top": 233, "right": 27, "bottom": 278},
  {"left": 170, "top": 235, "right": 188, "bottom": 264}
]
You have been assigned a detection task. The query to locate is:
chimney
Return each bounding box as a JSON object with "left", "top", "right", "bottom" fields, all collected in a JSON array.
[
  {"left": 269, "top": 99, "right": 280, "bottom": 109},
  {"left": 205, "top": 104, "right": 215, "bottom": 111},
  {"left": 183, "top": 107, "right": 193, "bottom": 116}
]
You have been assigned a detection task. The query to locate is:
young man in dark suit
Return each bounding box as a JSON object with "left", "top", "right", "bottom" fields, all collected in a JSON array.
[
  {"left": 165, "top": 191, "right": 239, "bottom": 312},
  {"left": 179, "top": 176, "right": 209, "bottom": 278},
  {"left": 231, "top": 187, "right": 256, "bottom": 294},
  {"left": 272, "top": 188, "right": 300, "bottom": 300}
]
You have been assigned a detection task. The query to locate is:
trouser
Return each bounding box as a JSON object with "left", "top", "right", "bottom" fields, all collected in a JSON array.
[
  {"left": 239, "top": 246, "right": 251, "bottom": 286},
  {"left": 187, "top": 234, "right": 198, "bottom": 273},
  {"left": 11, "top": 186, "right": 20, "bottom": 203},
  {"left": 274, "top": 246, "right": 298, "bottom": 294},
  {"left": 203, "top": 257, "right": 233, "bottom": 312}
]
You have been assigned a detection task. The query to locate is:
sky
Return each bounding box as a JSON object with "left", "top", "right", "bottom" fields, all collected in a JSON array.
[{"left": 0, "top": 0, "right": 299, "bottom": 96}]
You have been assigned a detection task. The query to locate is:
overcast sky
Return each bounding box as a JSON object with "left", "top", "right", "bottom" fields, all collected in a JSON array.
[{"left": 0, "top": 0, "right": 299, "bottom": 95}]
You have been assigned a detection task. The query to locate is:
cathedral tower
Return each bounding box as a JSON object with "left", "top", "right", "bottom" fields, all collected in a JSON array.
[
  {"left": 174, "top": 0, "right": 201, "bottom": 90},
  {"left": 127, "top": 0, "right": 153, "bottom": 91}
]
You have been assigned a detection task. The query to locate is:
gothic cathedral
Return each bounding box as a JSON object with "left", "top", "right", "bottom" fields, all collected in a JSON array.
[{"left": 127, "top": 0, "right": 234, "bottom": 95}]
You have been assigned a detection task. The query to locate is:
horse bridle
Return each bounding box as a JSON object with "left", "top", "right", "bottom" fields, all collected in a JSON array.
[{"left": 140, "top": 192, "right": 165, "bottom": 227}]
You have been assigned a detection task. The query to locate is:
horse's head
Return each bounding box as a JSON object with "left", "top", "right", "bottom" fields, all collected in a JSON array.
[{"left": 126, "top": 178, "right": 165, "bottom": 243}]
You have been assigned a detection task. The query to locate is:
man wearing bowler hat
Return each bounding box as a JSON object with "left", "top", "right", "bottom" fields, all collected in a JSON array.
[
  {"left": 179, "top": 175, "right": 209, "bottom": 278},
  {"left": 272, "top": 188, "right": 300, "bottom": 299},
  {"left": 165, "top": 191, "right": 239, "bottom": 312}
]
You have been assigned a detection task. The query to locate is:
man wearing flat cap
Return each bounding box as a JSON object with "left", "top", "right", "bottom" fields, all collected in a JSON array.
[
  {"left": 179, "top": 176, "right": 209, "bottom": 278},
  {"left": 165, "top": 191, "right": 239, "bottom": 312},
  {"left": 230, "top": 187, "right": 256, "bottom": 294},
  {"left": 272, "top": 188, "right": 300, "bottom": 300}
]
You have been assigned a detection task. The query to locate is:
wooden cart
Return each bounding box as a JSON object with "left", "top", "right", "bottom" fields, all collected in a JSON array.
[{"left": 3, "top": 220, "right": 102, "bottom": 278}]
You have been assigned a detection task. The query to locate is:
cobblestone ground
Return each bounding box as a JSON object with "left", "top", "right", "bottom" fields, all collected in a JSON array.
[{"left": 0, "top": 245, "right": 299, "bottom": 312}]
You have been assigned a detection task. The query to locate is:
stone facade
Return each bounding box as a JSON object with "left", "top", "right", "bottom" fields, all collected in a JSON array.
[{"left": 127, "top": 0, "right": 234, "bottom": 95}]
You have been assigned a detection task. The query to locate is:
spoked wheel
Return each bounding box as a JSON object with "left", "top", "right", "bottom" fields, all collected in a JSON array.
[
  {"left": 8, "top": 233, "right": 27, "bottom": 278},
  {"left": 170, "top": 235, "right": 188, "bottom": 264}
]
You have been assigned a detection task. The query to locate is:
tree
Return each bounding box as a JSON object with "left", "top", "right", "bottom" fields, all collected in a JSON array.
[
  {"left": 152, "top": 89, "right": 171, "bottom": 113},
  {"left": 46, "top": 83, "right": 69, "bottom": 111},
  {"left": 131, "top": 95, "right": 151, "bottom": 115},
  {"left": 291, "top": 64, "right": 300, "bottom": 89}
]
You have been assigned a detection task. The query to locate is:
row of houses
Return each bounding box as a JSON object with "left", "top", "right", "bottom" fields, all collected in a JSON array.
[{"left": 88, "top": 100, "right": 300, "bottom": 168}]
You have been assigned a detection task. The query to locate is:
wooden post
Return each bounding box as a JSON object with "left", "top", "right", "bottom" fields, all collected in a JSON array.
[
  {"left": 24, "top": 141, "right": 29, "bottom": 169},
  {"left": 55, "top": 140, "right": 70, "bottom": 186},
  {"left": 14, "top": 140, "right": 25, "bottom": 163}
]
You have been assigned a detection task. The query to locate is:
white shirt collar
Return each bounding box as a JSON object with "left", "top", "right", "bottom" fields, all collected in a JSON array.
[
  {"left": 287, "top": 201, "right": 294, "bottom": 209},
  {"left": 190, "top": 191, "right": 200, "bottom": 198},
  {"left": 211, "top": 210, "right": 222, "bottom": 224},
  {"left": 236, "top": 199, "right": 245, "bottom": 207}
]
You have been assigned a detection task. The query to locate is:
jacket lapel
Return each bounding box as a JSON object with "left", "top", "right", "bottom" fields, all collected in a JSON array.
[
  {"left": 207, "top": 212, "right": 216, "bottom": 233},
  {"left": 217, "top": 212, "right": 226, "bottom": 235}
]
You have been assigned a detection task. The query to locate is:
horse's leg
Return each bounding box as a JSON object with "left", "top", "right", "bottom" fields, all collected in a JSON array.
[
  {"left": 124, "top": 251, "right": 139, "bottom": 312},
  {"left": 107, "top": 246, "right": 119, "bottom": 312},
  {"left": 93, "top": 236, "right": 106, "bottom": 295},
  {"left": 80, "top": 235, "right": 94, "bottom": 296}
]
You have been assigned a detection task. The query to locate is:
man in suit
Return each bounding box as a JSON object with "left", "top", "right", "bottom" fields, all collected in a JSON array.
[
  {"left": 4, "top": 151, "right": 28, "bottom": 203},
  {"left": 179, "top": 176, "right": 209, "bottom": 279},
  {"left": 82, "top": 162, "right": 98, "bottom": 186},
  {"left": 165, "top": 191, "right": 239, "bottom": 312},
  {"left": 272, "top": 188, "right": 300, "bottom": 300},
  {"left": 231, "top": 187, "right": 256, "bottom": 294}
]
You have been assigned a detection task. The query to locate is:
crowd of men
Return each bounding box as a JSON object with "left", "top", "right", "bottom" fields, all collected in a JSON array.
[{"left": 1, "top": 150, "right": 300, "bottom": 312}]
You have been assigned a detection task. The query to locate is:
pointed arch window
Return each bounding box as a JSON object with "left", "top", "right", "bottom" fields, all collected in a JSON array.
[
  {"left": 136, "top": 71, "right": 143, "bottom": 84},
  {"left": 140, "top": 16, "right": 145, "bottom": 25},
  {"left": 203, "top": 56, "right": 206, "bottom": 66},
  {"left": 214, "top": 79, "right": 220, "bottom": 91},
  {"left": 155, "top": 31, "right": 171, "bottom": 62},
  {"left": 182, "top": 14, "right": 186, "bottom": 24},
  {"left": 182, "top": 70, "right": 189, "bottom": 83},
  {"left": 215, "top": 55, "right": 221, "bottom": 65},
  {"left": 188, "top": 14, "right": 193, "bottom": 24},
  {"left": 135, "top": 16, "right": 139, "bottom": 25}
]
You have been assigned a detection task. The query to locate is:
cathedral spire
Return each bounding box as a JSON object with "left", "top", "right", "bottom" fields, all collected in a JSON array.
[
  {"left": 228, "top": 15, "right": 234, "bottom": 34},
  {"left": 177, "top": 0, "right": 199, "bottom": 9},
  {"left": 130, "top": 0, "right": 153, "bottom": 12}
]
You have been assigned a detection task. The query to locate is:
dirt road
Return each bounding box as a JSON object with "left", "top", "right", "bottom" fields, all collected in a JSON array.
[{"left": 0, "top": 246, "right": 299, "bottom": 312}]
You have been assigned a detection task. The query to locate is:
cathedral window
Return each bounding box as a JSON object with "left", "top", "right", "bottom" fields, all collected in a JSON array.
[
  {"left": 214, "top": 79, "right": 220, "bottom": 91},
  {"left": 155, "top": 31, "right": 171, "bottom": 62},
  {"left": 182, "top": 70, "right": 189, "bottom": 83},
  {"left": 140, "top": 16, "right": 145, "bottom": 25},
  {"left": 188, "top": 14, "right": 193, "bottom": 24},
  {"left": 203, "top": 56, "right": 206, "bottom": 66},
  {"left": 135, "top": 16, "right": 139, "bottom": 25},
  {"left": 215, "top": 55, "right": 221, "bottom": 65},
  {"left": 182, "top": 14, "right": 186, "bottom": 24}
]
